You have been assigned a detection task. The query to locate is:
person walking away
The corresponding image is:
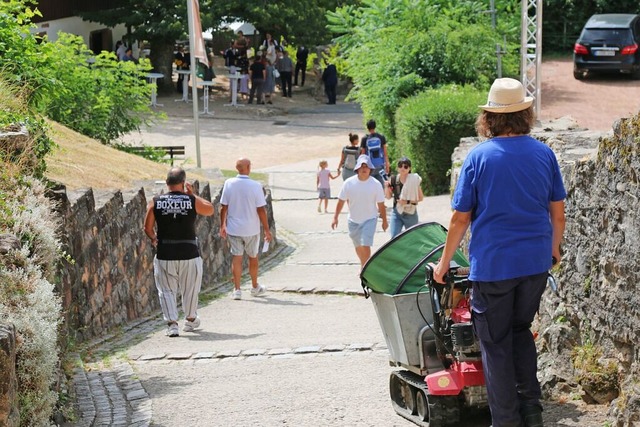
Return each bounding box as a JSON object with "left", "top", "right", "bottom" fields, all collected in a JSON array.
[
  {"left": 331, "top": 155, "right": 388, "bottom": 269},
  {"left": 248, "top": 56, "right": 266, "bottom": 104},
  {"left": 144, "top": 167, "right": 215, "bottom": 337},
  {"left": 360, "top": 119, "right": 390, "bottom": 187},
  {"left": 220, "top": 158, "right": 273, "bottom": 300},
  {"left": 294, "top": 45, "right": 309, "bottom": 86},
  {"left": 385, "top": 157, "right": 424, "bottom": 238},
  {"left": 322, "top": 62, "right": 338, "bottom": 105},
  {"left": 337, "top": 133, "right": 361, "bottom": 181},
  {"left": 433, "top": 78, "right": 566, "bottom": 427},
  {"left": 317, "top": 160, "right": 338, "bottom": 213},
  {"left": 276, "top": 50, "right": 294, "bottom": 98}
]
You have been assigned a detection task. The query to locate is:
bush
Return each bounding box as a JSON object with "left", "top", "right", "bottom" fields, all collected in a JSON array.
[
  {"left": 0, "top": 1, "right": 160, "bottom": 144},
  {"left": 329, "top": 0, "right": 519, "bottom": 143},
  {"left": 40, "top": 33, "right": 157, "bottom": 144},
  {"left": 0, "top": 173, "right": 62, "bottom": 426},
  {"left": 0, "top": 76, "right": 53, "bottom": 178},
  {"left": 394, "top": 84, "right": 485, "bottom": 195}
]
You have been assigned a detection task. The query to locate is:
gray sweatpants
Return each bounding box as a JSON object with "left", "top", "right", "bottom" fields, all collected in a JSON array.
[{"left": 153, "top": 257, "right": 203, "bottom": 323}]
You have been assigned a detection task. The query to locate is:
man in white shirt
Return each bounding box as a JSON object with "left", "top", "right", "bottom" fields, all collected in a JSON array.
[
  {"left": 220, "top": 158, "right": 273, "bottom": 300},
  {"left": 332, "top": 155, "right": 388, "bottom": 268}
]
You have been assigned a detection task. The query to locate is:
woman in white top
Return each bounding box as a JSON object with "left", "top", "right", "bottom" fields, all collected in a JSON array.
[{"left": 385, "top": 157, "right": 424, "bottom": 238}]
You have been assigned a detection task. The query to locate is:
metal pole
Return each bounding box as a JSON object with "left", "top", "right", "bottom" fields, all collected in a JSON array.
[
  {"left": 490, "top": 0, "right": 496, "bottom": 29},
  {"left": 186, "top": 0, "right": 202, "bottom": 168}
]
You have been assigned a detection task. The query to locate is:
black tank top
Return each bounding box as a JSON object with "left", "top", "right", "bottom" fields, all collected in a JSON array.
[{"left": 153, "top": 192, "right": 199, "bottom": 260}]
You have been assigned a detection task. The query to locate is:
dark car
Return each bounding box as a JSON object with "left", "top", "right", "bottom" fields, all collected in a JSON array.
[{"left": 573, "top": 13, "right": 640, "bottom": 80}]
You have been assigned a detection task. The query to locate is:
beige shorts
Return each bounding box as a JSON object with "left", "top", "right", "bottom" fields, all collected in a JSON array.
[{"left": 228, "top": 234, "right": 260, "bottom": 257}]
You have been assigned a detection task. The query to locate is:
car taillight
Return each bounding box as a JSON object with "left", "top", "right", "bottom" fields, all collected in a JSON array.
[
  {"left": 574, "top": 43, "right": 589, "bottom": 55},
  {"left": 621, "top": 44, "right": 638, "bottom": 55}
]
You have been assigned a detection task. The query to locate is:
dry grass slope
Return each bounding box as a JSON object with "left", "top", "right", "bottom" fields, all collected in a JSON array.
[{"left": 45, "top": 121, "right": 211, "bottom": 190}]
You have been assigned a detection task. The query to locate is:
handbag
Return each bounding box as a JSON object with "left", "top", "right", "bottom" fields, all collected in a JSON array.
[{"left": 273, "top": 69, "right": 280, "bottom": 79}]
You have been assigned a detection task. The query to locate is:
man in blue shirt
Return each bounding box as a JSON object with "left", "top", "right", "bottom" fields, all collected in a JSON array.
[{"left": 434, "top": 78, "right": 566, "bottom": 427}]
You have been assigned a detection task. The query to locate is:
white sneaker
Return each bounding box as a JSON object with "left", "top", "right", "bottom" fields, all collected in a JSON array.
[
  {"left": 166, "top": 323, "right": 179, "bottom": 337},
  {"left": 183, "top": 317, "right": 201, "bottom": 332},
  {"left": 231, "top": 289, "right": 242, "bottom": 300},
  {"left": 251, "top": 284, "right": 267, "bottom": 297}
]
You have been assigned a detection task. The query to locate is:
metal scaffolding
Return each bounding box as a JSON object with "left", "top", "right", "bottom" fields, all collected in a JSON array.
[{"left": 520, "top": 0, "right": 542, "bottom": 113}]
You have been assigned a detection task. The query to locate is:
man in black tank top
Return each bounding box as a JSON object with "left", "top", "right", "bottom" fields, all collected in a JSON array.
[{"left": 144, "top": 167, "right": 214, "bottom": 337}]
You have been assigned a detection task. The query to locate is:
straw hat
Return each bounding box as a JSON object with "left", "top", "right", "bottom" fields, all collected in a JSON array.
[{"left": 479, "top": 78, "right": 534, "bottom": 113}]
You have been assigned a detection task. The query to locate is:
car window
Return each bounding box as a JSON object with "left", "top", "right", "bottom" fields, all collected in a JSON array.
[{"left": 581, "top": 29, "right": 633, "bottom": 45}]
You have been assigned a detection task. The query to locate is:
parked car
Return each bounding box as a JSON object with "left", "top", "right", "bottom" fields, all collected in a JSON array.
[{"left": 573, "top": 13, "right": 640, "bottom": 80}]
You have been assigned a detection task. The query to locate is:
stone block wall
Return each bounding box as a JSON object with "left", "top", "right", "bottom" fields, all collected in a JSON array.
[
  {"left": 0, "top": 324, "right": 19, "bottom": 427},
  {"left": 49, "top": 182, "right": 276, "bottom": 343}
]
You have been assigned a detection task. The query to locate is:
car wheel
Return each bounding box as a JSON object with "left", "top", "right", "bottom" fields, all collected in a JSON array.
[
  {"left": 632, "top": 68, "right": 640, "bottom": 80},
  {"left": 573, "top": 70, "right": 585, "bottom": 80}
]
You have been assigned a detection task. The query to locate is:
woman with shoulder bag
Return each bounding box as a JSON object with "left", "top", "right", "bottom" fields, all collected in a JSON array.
[{"left": 385, "top": 157, "right": 424, "bottom": 238}]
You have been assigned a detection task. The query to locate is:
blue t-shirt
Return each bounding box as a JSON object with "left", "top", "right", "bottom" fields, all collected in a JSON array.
[{"left": 452, "top": 135, "right": 566, "bottom": 282}]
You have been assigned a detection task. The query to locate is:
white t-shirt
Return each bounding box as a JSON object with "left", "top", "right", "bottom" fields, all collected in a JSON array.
[
  {"left": 220, "top": 175, "right": 267, "bottom": 236},
  {"left": 337, "top": 176, "right": 385, "bottom": 224}
]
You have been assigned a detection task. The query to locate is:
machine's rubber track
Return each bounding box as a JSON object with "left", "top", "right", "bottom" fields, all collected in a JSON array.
[{"left": 390, "top": 370, "right": 460, "bottom": 427}]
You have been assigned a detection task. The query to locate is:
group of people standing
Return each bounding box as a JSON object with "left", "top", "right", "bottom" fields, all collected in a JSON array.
[{"left": 223, "top": 31, "right": 309, "bottom": 105}]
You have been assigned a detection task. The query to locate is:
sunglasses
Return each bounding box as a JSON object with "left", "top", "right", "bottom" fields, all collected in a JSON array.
[{"left": 398, "top": 164, "right": 410, "bottom": 169}]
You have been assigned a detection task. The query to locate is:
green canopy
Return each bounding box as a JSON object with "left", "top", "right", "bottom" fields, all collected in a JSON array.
[{"left": 360, "top": 222, "right": 469, "bottom": 295}]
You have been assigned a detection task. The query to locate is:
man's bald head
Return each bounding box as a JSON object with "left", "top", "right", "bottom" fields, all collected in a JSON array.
[
  {"left": 236, "top": 158, "right": 251, "bottom": 175},
  {"left": 166, "top": 167, "right": 186, "bottom": 185}
]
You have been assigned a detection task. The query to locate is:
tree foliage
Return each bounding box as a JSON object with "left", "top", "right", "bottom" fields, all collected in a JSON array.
[
  {"left": 1, "top": 0, "right": 157, "bottom": 144},
  {"left": 209, "top": 0, "right": 353, "bottom": 46},
  {"left": 76, "top": 0, "right": 357, "bottom": 91},
  {"left": 327, "top": 0, "right": 520, "bottom": 138}
]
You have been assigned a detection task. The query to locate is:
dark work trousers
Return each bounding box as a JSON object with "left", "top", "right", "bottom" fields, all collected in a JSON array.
[
  {"left": 280, "top": 71, "right": 292, "bottom": 97},
  {"left": 471, "top": 272, "right": 547, "bottom": 427},
  {"left": 249, "top": 79, "right": 264, "bottom": 104},
  {"left": 294, "top": 62, "right": 306, "bottom": 86},
  {"left": 325, "top": 84, "right": 337, "bottom": 104}
]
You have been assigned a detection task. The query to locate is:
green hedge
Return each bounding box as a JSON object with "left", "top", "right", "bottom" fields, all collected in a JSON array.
[{"left": 394, "top": 84, "right": 485, "bottom": 195}]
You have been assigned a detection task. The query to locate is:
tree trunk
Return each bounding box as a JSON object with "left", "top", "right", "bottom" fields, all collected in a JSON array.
[{"left": 148, "top": 39, "right": 177, "bottom": 95}]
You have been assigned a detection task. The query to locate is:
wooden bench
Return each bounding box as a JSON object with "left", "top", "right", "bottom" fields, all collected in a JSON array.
[{"left": 126, "top": 145, "right": 186, "bottom": 165}]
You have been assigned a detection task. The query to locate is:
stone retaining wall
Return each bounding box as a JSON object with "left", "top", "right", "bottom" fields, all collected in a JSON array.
[
  {"left": 48, "top": 182, "right": 276, "bottom": 343},
  {"left": 0, "top": 324, "right": 19, "bottom": 427}
]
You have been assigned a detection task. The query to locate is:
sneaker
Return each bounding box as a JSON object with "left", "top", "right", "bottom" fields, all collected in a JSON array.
[
  {"left": 231, "top": 289, "right": 242, "bottom": 300},
  {"left": 166, "top": 323, "right": 179, "bottom": 337},
  {"left": 317, "top": 206, "right": 321, "bottom": 213},
  {"left": 183, "top": 317, "right": 201, "bottom": 332},
  {"left": 251, "top": 284, "right": 267, "bottom": 297}
]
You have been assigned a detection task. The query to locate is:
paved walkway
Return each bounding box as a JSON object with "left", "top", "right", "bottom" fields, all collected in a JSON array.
[{"left": 66, "top": 82, "right": 460, "bottom": 425}]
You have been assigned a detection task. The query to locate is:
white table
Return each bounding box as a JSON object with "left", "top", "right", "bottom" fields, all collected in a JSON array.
[
  {"left": 199, "top": 81, "right": 216, "bottom": 116},
  {"left": 224, "top": 73, "right": 244, "bottom": 107},
  {"left": 145, "top": 73, "right": 165, "bottom": 107},
  {"left": 174, "top": 70, "right": 191, "bottom": 103}
]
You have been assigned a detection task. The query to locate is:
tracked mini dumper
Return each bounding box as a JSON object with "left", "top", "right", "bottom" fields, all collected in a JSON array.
[{"left": 361, "top": 222, "right": 490, "bottom": 426}]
